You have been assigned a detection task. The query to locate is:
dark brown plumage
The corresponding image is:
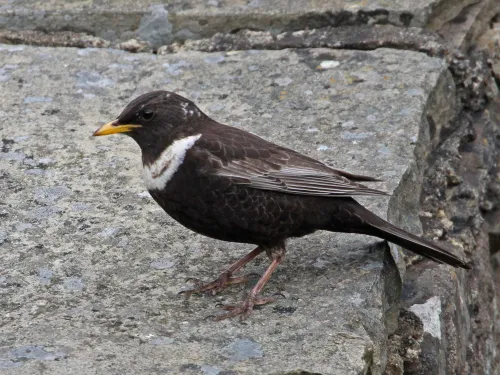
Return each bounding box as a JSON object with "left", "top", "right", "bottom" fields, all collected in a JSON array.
[{"left": 93, "top": 90, "right": 470, "bottom": 320}]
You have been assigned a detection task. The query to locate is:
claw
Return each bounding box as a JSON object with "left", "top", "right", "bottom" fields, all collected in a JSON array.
[
  {"left": 272, "top": 291, "right": 287, "bottom": 299},
  {"left": 178, "top": 273, "right": 254, "bottom": 297},
  {"left": 203, "top": 314, "right": 218, "bottom": 321},
  {"left": 177, "top": 289, "right": 195, "bottom": 299},
  {"left": 213, "top": 294, "right": 277, "bottom": 320},
  {"left": 185, "top": 277, "right": 203, "bottom": 284},
  {"left": 218, "top": 304, "right": 238, "bottom": 311}
]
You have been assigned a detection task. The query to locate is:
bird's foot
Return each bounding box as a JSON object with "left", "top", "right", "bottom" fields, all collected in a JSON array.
[
  {"left": 213, "top": 294, "right": 278, "bottom": 321},
  {"left": 179, "top": 272, "right": 259, "bottom": 298}
]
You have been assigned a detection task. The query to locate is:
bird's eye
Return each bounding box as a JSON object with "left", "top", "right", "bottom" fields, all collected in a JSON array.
[{"left": 141, "top": 109, "right": 155, "bottom": 121}]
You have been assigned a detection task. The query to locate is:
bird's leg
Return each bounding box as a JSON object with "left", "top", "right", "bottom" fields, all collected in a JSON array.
[
  {"left": 180, "top": 246, "right": 265, "bottom": 297},
  {"left": 215, "top": 244, "right": 285, "bottom": 321}
]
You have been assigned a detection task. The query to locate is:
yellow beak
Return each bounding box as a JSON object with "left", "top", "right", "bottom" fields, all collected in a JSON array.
[{"left": 92, "top": 120, "right": 142, "bottom": 136}]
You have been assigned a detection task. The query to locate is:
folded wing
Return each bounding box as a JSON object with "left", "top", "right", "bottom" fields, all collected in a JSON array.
[{"left": 195, "top": 124, "right": 388, "bottom": 198}]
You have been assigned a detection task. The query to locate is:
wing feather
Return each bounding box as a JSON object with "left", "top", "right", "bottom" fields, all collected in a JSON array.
[{"left": 195, "top": 125, "right": 388, "bottom": 197}]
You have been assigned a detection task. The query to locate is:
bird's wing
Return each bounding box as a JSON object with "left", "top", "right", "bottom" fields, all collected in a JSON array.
[{"left": 194, "top": 126, "right": 388, "bottom": 197}]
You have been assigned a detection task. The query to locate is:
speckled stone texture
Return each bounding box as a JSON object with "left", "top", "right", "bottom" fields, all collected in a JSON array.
[
  {"left": 0, "top": 45, "right": 459, "bottom": 374},
  {"left": 0, "top": 0, "right": 482, "bottom": 47}
]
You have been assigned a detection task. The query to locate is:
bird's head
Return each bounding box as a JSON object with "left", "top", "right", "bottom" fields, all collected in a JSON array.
[{"left": 93, "top": 90, "right": 206, "bottom": 149}]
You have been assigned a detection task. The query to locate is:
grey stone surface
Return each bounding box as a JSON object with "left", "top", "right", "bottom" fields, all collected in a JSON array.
[
  {"left": 397, "top": 95, "right": 500, "bottom": 374},
  {"left": 478, "top": 19, "right": 500, "bottom": 80},
  {"left": 158, "top": 26, "right": 449, "bottom": 56},
  {"left": 0, "top": 44, "right": 456, "bottom": 374},
  {"left": 437, "top": 0, "right": 500, "bottom": 51},
  {"left": 0, "top": 29, "right": 111, "bottom": 49},
  {"left": 0, "top": 0, "right": 482, "bottom": 47}
]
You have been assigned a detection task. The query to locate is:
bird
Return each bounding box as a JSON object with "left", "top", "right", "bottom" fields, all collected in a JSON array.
[{"left": 93, "top": 90, "right": 470, "bottom": 320}]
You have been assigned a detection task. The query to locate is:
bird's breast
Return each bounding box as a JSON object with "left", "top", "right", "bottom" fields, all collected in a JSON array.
[{"left": 142, "top": 134, "right": 202, "bottom": 191}]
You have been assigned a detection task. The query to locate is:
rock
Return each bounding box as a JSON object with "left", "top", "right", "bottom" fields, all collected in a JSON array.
[
  {"left": 116, "top": 38, "right": 152, "bottom": 53},
  {"left": 1, "top": 0, "right": 498, "bottom": 45},
  {"left": 0, "top": 44, "right": 454, "bottom": 374},
  {"left": 1, "top": 0, "right": 499, "bottom": 373},
  {"left": 137, "top": 4, "right": 173, "bottom": 48},
  {"left": 0, "top": 30, "right": 110, "bottom": 48}
]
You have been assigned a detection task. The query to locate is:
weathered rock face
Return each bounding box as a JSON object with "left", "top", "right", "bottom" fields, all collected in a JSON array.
[
  {"left": 0, "top": 45, "right": 445, "bottom": 375},
  {"left": 0, "top": 1, "right": 499, "bottom": 374},
  {"left": 0, "top": 0, "right": 496, "bottom": 49},
  {"left": 401, "top": 97, "right": 500, "bottom": 375}
]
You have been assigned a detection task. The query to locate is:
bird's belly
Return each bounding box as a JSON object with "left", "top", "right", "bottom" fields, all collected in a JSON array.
[{"left": 148, "top": 180, "right": 328, "bottom": 245}]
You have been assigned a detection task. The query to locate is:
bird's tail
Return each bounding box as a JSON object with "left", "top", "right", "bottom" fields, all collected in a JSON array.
[
  {"left": 368, "top": 216, "right": 470, "bottom": 269},
  {"left": 333, "top": 199, "right": 470, "bottom": 269}
]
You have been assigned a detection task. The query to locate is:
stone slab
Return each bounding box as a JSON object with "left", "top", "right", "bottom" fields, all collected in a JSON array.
[
  {"left": 158, "top": 26, "right": 448, "bottom": 56},
  {"left": 437, "top": 0, "right": 500, "bottom": 51},
  {"left": 0, "top": 0, "right": 479, "bottom": 47},
  {"left": 0, "top": 45, "right": 451, "bottom": 374}
]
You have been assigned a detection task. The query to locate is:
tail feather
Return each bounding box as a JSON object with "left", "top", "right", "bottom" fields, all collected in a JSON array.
[
  {"left": 327, "top": 198, "right": 470, "bottom": 269},
  {"left": 371, "top": 221, "right": 470, "bottom": 269}
]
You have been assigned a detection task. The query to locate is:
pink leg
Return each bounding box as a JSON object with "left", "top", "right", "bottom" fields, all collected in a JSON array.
[
  {"left": 215, "top": 243, "right": 286, "bottom": 321},
  {"left": 180, "top": 246, "right": 265, "bottom": 297}
]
